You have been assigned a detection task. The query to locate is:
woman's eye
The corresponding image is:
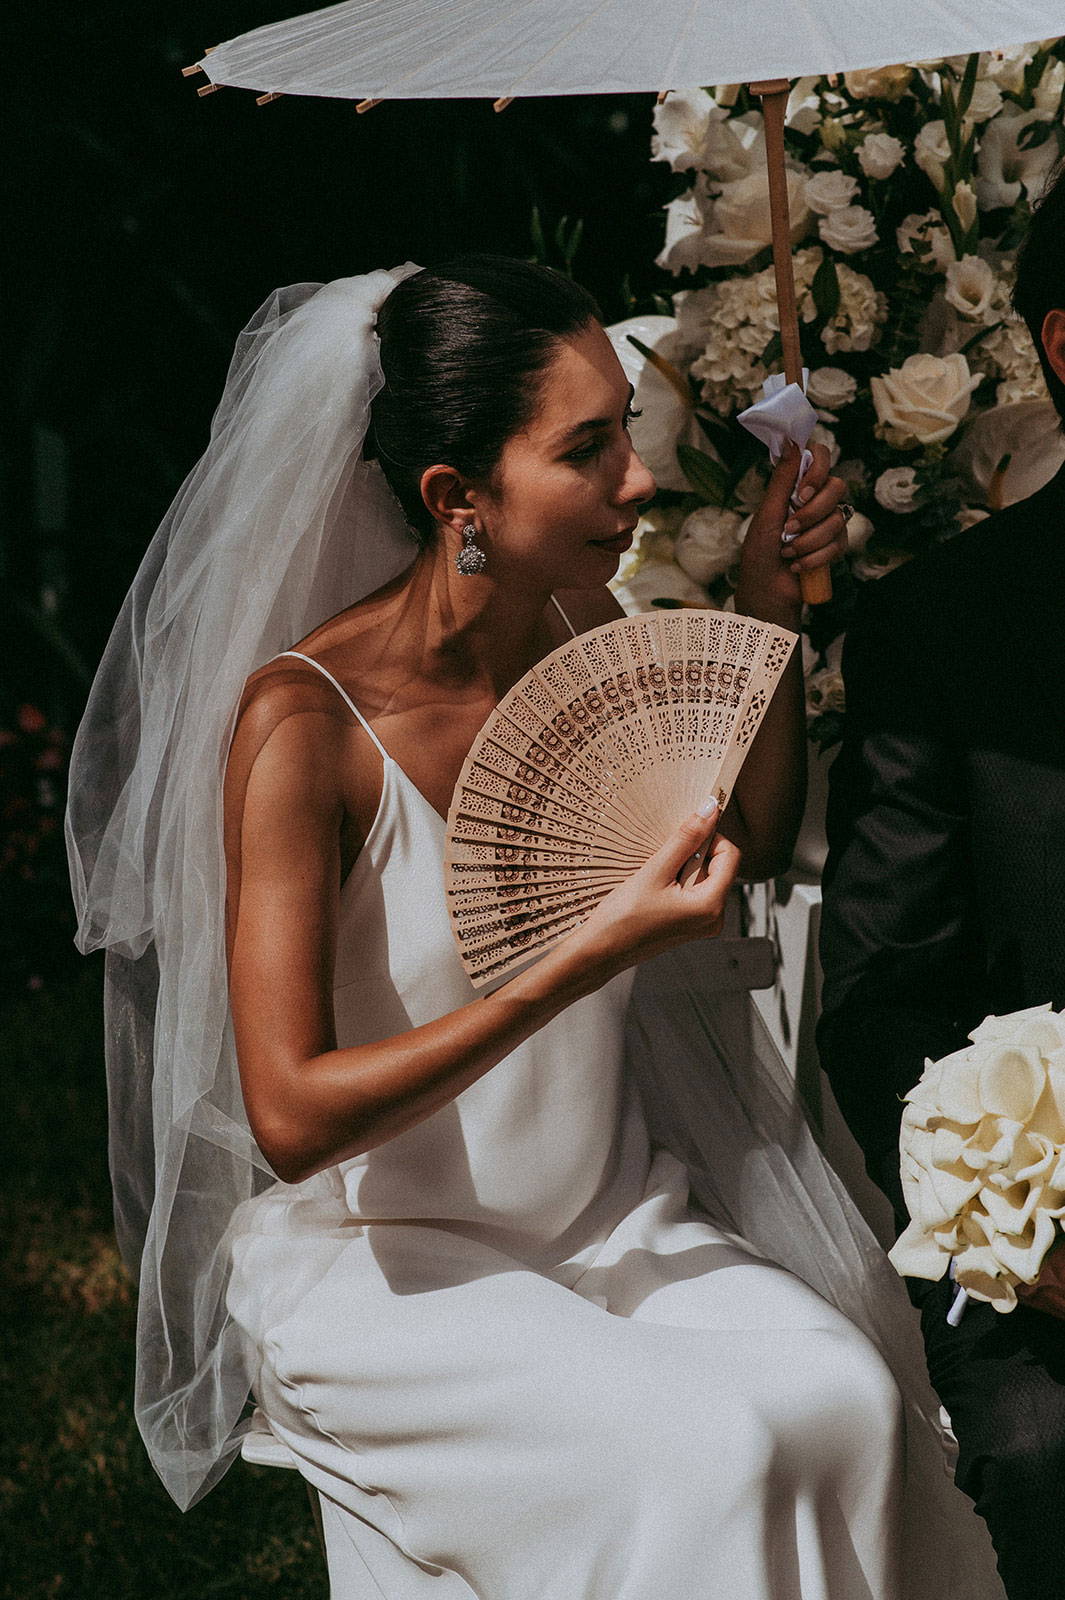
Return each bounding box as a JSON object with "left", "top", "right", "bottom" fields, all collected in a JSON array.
[
  {"left": 567, "top": 408, "right": 643, "bottom": 462},
  {"left": 624, "top": 406, "right": 643, "bottom": 429}
]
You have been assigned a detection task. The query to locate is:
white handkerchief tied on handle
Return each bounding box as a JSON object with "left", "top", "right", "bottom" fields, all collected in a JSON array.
[{"left": 738, "top": 372, "right": 817, "bottom": 504}]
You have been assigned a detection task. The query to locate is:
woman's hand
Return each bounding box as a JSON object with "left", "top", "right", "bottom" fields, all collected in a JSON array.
[
  {"left": 736, "top": 442, "right": 849, "bottom": 626},
  {"left": 566, "top": 804, "right": 741, "bottom": 979}
]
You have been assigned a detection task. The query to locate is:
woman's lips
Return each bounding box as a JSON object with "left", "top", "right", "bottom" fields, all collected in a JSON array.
[{"left": 589, "top": 528, "right": 636, "bottom": 552}]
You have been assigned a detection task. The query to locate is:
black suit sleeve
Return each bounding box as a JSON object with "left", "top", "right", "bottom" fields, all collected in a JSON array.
[{"left": 817, "top": 579, "right": 985, "bottom": 1223}]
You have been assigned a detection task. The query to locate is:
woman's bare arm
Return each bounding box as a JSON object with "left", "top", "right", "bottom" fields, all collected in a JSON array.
[{"left": 225, "top": 683, "right": 737, "bottom": 1184}]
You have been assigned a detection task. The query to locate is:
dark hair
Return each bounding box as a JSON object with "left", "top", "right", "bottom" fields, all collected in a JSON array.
[
  {"left": 1013, "top": 159, "right": 1065, "bottom": 424},
  {"left": 368, "top": 255, "right": 601, "bottom": 543}
]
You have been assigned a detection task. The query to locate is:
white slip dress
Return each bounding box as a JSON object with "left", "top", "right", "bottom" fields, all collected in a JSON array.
[{"left": 223, "top": 616, "right": 995, "bottom": 1600}]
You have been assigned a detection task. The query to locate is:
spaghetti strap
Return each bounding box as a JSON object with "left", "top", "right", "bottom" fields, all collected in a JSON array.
[
  {"left": 278, "top": 650, "right": 391, "bottom": 762},
  {"left": 549, "top": 594, "right": 578, "bottom": 638}
]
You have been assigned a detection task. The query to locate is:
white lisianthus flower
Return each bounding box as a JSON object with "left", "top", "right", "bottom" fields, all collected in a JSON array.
[
  {"left": 806, "top": 366, "right": 858, "bottom": 417},
  {"left": 953, "top": 181, "right": 978, "bottom": 234},
  {"left": 945, "top": 255, "right": 996, "bottom": 321},
  {"left": 857, "top": 132, "right": 905, "bottom": 179},
  {"left": 914, "top": 120, "right": 951, "bottom": 190},
  {"left": 872, "top": 352, "right": 980, "bottom": 447},
  {"left": 806, "top": 665, "right": 846, "bottom": 717},
  {"left": 701, "top": 167, "right": 812, "bottom": 268},
  {"left": 651, "top": 89, "right": 716, "bottom": 173},
  {"left": 896, "top": 211, "right": 955, "bottom": 271},
  {"left": 874, "top": 465, "right": 920, "bottom": 513},
  {"left": 963, "top": 78, "right": 1004, "bottom": 124},
  {"left": 1034, "top": 57, "right": 1065, "bottom": 118},
  {"left": 819, "top": 205, "right": 878, "bottom": 254},
  {"left": 844, "top": 64, "right": 913, "bottom": 100},
  {"left": 674, "top": 505, "right": 748, "bottom": 584},
  {"left": 976, "top": 106, "right": 1059, "bottom": 211},
  {"left": 983, "top": 45, "right": 1034, "bottom": 96},
  {"left": 804, "top": 170, "right": 859, "bottom": 214}
]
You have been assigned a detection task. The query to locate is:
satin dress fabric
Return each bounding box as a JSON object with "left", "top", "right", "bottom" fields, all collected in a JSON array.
[{"left": 226, "top": 658, "right": 905, "bottom": 1600}]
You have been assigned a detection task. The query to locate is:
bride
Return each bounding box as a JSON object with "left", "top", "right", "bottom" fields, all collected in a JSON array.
[{"left": 67, "top": 257, "right": 1003, "bottom": 1599}]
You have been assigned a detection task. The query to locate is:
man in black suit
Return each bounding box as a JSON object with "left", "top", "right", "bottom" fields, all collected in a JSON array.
[{"left": 818, "top": 164, "right": 1065, "bottom": 1600}]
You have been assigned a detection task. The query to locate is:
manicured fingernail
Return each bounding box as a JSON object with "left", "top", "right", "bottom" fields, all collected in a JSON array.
[
  {"left": 697, "top": 797, "right": 719, "bottom": 818},
  {"left": 781, "top": 531, "right": 798, "bottom": 546},
  {"left": 783, "top": 518, "right": 800, "bottom": 537},
  {"left": 798, "top": 485, "right": 815, "bottom": 504}
]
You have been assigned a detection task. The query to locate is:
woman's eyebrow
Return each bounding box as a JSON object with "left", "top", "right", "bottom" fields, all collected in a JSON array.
[{"left": 551, "top": 384, "right": 636, "bottom": 448}]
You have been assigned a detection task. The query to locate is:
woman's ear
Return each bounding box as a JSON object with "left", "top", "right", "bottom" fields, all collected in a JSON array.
[
  {"left": 1040, "top": 308, "right": 1065, "bottom": 389},
  {"left": 420, "top": 464, "right": 478, "bottom": 537}
]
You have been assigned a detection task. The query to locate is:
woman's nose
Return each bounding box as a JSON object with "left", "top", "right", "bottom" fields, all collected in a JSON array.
[{"left": 621, "top": 443, "right": 656, "bottom": 507}]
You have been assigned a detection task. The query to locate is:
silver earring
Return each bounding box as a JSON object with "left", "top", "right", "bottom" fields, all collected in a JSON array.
[{"left": 455, "top": 522, "right": 487, "bottom": 576}]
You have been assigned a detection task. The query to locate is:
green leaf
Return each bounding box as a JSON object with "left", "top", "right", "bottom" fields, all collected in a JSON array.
[
  {"left": 958, "top": 319, "right": 1003, "bottom": 356},
  {"left": 677, "top": 443, "right": 730, "bottom": 504},
  {"left": 1019, "top": 119, "right": 1054, "bottom": 151},
  {"left": 812, "top": 253, "right": 841, "bottom": 324},
  {"left": 694, "top": 408, "right": 736, "bottom": 456},
  {"left": 955, "top": 52, "right": 979, "bottom": 121}
]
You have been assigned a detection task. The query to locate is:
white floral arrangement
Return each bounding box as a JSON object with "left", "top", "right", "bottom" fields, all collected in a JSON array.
[
  {"left": 607, "top": 43, "right": 1065, "bottom": 749},
  {"left": 888, "top": 1004, "right": 1065, "bottom": 1311}
]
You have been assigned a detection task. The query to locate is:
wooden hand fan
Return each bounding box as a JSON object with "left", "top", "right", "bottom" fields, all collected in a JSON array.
[{"left": 444, "top": 609, "right": 797, "bottom": 988}]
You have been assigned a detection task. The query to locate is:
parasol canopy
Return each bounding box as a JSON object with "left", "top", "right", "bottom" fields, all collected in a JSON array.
[
  {"left": 190, "top": 2, "right": 1065, "bottom": 604},
  {"left": 195, "top": 0, "right": 1065, "bottom": 102}
]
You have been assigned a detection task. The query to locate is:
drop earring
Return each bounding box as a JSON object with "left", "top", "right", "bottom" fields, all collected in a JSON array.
[{"left": 455, "top": 522, "right": 488, "bottom": 576}]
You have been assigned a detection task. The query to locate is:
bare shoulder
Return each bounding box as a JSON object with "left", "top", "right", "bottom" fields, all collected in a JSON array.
[
  {"left": 554, "top": 585, "right": 625, "bottom": 636},
  {"left": 229, "top": 658, "right": 353, "bottom": 778}
]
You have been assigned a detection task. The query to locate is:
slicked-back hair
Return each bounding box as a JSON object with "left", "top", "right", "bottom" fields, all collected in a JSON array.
[{"left": 368, "top": 255, "right": 601, "bottom": 543}]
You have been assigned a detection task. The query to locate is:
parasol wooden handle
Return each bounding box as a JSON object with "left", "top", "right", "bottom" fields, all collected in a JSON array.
[{"left": 752, "top": 79, "right": 832, "bottom": 607}]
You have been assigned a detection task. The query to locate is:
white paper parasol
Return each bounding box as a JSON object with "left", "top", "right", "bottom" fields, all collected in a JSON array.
[
  {"left": 189, "top": 2, "right": 1065, "bottom": 602},
  {"left": 192, "top": 0, "right": 1063, "bottom": 103}
]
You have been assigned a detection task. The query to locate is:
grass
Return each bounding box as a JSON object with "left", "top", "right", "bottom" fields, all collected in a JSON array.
[{"left": 1, "top": 966, "right": 328, "bottom": 1600}]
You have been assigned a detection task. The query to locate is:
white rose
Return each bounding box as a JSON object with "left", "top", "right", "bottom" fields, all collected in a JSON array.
[
  {"left": 857, "top": 133, "right": 905, "bottom": 180},
  {"left": 964, "top": 78, "right": 1004, "bottom": 124},
  {"left": 673, "top": 505, "right": 747, "bottom": 584},
  {"left": 914, "top": 120, "right": 951, "bottom": 190},
  {"left": 896, "top": 211, "right": 955, "bottom": 270},
  {"left": 651, "top": 89, "right": 716, "bottom": 173},
  {"left": 702, "top": 167, "right": 812, "bottom": 268},
  {"left": 872, "top": 352, "right": 980, "bottom": 447},
  {"left": 944, "top": 255, "right": 996, "bottom": 321},
  {"left": 806, "top": 665, "right": 846, "bottom": 717},
  {"left": 874, "top": 465, "right": 920, "bottom": 513},
  {"left": 609, "top": 557, "right": 708, "bottom": 615},
  {"left": 819, "top": 205, "right": 878, "bottom": 254},
  {"left": 806, "top": 366, "right": 858, "bottom": 416},
  {"left": 804, "top": 169, "right": 859, "bottom": 214},
  {"left": 844, "top": 64, "right": 913, "bottom": 100},
  {"left": 809, "top": 423, "right": 841, "bottom": 465},
  {"left": 1034, "top": 58, "right": 1065, "bottom": 118},
  {"left": 605, "top": 315, "right": 700, "bottom": 494},
  {"left": 976, "top": 106, "right": 1059, "bottom": 211}
]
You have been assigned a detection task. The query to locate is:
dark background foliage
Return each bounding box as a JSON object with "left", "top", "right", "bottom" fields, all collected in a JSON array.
[{"left": 5, "top": 5, "right": 670, "bottom": 1593}]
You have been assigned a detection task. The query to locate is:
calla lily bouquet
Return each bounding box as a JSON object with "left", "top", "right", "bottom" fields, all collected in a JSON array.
[
  {"left": 887, "top": 1004, "right": 1065, "bottom": 1312},
  {"left": 607, "top": 42, "right": 1065, "bottom": 749}
]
